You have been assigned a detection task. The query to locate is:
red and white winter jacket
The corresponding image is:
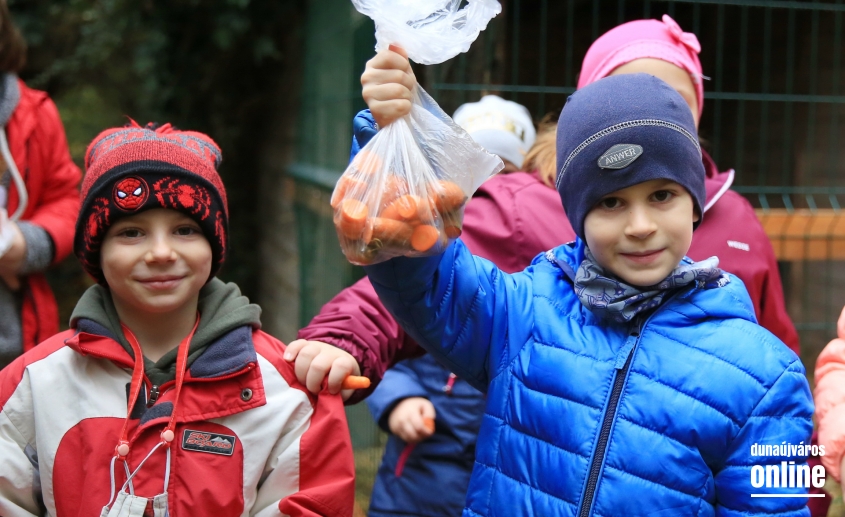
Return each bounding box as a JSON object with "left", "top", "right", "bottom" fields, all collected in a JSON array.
[{"left": 0, "top": 321, "right": 355, "bottom": 517}]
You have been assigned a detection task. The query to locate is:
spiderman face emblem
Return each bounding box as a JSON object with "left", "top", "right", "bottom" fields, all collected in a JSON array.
[{"left": 113, "top": 176, "right": 149, "bottom": 211}]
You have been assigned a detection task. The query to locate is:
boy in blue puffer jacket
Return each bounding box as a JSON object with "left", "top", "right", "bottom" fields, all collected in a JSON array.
[{"left": 349, "top": 48, "right": 814, "bottom": 516}]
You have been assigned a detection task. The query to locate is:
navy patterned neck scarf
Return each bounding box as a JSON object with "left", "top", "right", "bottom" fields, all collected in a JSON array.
[{"left": 561, "top": 246, "right": 730, "bottom": 324}]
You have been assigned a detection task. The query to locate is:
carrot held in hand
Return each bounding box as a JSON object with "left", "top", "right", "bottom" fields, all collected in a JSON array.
[
  {"left": 341, "top": 375, "right": 371, "bottom": 390},
  {"left": 423, "top": 417, "right": 435, "bottom": 433}
]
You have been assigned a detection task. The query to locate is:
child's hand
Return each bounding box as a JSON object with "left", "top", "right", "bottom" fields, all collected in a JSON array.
[
  {"left": 285, "top": 339, "right": 362, "bottom": 401},
  {"left": 361, "top": 45, "right": 416, "bottom": 128},
  {"left": 388, "top": 397, "right": 436, "bottom": 444}
]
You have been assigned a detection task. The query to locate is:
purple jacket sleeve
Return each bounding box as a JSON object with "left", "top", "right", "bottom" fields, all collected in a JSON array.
[
  {"left": 298, "top": 171, "right": 574, "bottom": 404},
  {"left": 296, "top": 276, "right": 425, "bottom": 404}
]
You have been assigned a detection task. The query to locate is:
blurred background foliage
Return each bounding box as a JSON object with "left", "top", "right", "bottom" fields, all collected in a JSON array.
[{"left": 9, "top": 0, "right": 306, "bottom": 324}]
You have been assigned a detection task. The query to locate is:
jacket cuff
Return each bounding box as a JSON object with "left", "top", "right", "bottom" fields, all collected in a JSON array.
[{"left": 16, "top": 221, "right": 55, "bottom": 275}]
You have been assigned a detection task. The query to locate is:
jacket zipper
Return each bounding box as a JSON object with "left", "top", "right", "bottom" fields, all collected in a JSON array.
[
  {"left": 577, "top": 320, "right": 642, "bottom": 517},
  {"left": 146, "top": 384, "right": 160, "bottom": 407}
]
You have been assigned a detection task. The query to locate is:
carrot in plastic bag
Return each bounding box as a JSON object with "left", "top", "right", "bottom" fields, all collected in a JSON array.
[
  {"left": 430, "top": 180, "right": 467, "bottom": 213},
  {"left": 337, "top": 198, "right": 369, "bottom": 239},
  {"left": 411, "top": 225, "right": 439, "bottom": 252},
  {"left": 332, "top": 81, "right": 504, "bottom": 265},
  {"left": 380, "top": 194, "right": 419, "bottom": 220},
  {"left": 331, "top": 176, "right": 367, "bottom": 209},
  {"left": 363, "top": 217, "right": 415, "bottom": 247},
  {"left": 442, "top": 210, "right": 463, "bottom": 239},
  {"left": 350, "top": 149, "right": 384, "bottom": 176}
]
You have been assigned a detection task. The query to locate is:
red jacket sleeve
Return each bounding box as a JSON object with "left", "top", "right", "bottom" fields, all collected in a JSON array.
[
  {"left": 275, "top": 389, "right": 355, "bottom": 517},
  {"left": 22, "top": 96, "right": 82, "bottom": 265}
]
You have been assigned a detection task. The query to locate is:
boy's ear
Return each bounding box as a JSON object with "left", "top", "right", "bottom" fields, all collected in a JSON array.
[{"left": 693, "top": 208, "right": 701, "bottom": 223}]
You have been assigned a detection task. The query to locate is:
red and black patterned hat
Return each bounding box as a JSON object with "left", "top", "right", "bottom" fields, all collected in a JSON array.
[{"left": 74, "top": 121, "right": 228, "bottom": 284}]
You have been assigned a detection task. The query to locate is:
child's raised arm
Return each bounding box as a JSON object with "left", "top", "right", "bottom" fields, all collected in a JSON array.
[{"left": 363, "top": 239, "right": 533, "bottom": 391}]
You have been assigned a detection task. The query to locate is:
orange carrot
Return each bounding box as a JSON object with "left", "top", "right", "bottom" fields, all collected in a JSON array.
[
  {"left": 381, "top": 175, "right": 407, "bottom": 206},
  {"left": 341, "top": 375, "right": 371, "bottom": 390},
  {"left": 423, "top": 417, "right": 435, "bottom": 433},
  {"left": 331, "top": 176, "right": 367, "bottom": 209},
  {"left": 380, "top": 194, "right": 420, "bottom": 220},
  {"left": 431, "top": 180, "right": 467, "bottom": 214},
  {"left": 337, "top": 199, "right": 369, "bottom": 239},
  {"left": 444, "top": 225, "right": 462, "bottom": 239},
  {"left": 351, "top": 149, "right": 384, "bottom": 176},
  {"left": 411, "top": 225, "right": 440, "bottom": 252},
  {"left": 363, "top": 217, "right": 414, "bottom": 246},
  {"left": 442, "top": 210, "right": 463, "bottom": 239}
]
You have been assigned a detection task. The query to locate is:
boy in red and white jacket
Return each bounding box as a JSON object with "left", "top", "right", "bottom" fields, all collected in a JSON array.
[{"left": 0, "top": 122, "right": 355, "bottom": 517}]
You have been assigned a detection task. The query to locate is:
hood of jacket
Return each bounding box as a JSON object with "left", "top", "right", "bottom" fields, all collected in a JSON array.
[{"left": 69, "top": 277, "right": 262, "bottom": 385}]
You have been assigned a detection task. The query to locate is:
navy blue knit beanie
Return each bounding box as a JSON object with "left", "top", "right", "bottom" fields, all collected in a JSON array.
[{"left": 556, "top": 73, "right": 705, "bottom": 239}]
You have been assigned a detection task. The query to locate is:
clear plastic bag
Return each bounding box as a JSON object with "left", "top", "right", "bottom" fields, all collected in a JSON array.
[
  {"left": 332, "top": 86, "right": 503, "bottom": 265},
  {"left": 351, "top": 0, "right": 502, "bottom": 65}
]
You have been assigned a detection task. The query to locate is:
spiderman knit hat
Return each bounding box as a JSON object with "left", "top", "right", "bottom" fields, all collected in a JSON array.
[{"left": 74, "top": 121, "right": 228, "bottom": 283}]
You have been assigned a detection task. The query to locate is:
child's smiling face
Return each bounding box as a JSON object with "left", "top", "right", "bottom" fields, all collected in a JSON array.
[
  {"left": 584, "top": 179, "right": 699, "bottom": 287},
  {"left": 101, "top": 208, "right": 212, "bottom": 317}
]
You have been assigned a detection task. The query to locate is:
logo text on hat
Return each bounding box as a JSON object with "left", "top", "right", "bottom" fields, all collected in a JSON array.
[{"left": 598, "top": 144, "right": 643, "bottom": 170}]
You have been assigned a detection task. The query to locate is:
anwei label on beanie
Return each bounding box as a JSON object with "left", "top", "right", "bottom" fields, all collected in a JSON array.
[{"left": 598, "top": 144, "right": 643, "bottom": 170}]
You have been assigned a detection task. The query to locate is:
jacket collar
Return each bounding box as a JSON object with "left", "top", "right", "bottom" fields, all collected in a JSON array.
[
  {"left": 66, "top": 320, "right": 265, "bottom": 431},
  {"left": 71, "top": 318, "right": 258, "bottom": 380}
]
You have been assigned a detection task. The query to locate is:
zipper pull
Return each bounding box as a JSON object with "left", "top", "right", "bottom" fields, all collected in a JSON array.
[
  {"left": 442, "top": 373, "right": 457, "bottom": 395},
  {"left": 146, "top": 385, "right": 160, "bottom": 407},
  {"left": 614, "top": 322, "right": 642, "bottom": 369}
]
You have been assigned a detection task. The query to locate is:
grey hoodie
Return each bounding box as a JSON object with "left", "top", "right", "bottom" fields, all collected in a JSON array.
[{"left": 70, "top": 278, "right": 262, "bottom": 386}]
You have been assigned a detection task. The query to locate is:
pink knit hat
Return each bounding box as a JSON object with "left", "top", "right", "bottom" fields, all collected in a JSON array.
[{"left": 578, "top": 15, "right": 705, "bottom": 117}]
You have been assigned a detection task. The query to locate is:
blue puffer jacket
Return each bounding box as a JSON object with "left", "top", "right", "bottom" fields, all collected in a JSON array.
[
  {"left": 364, "top": 238, "right": 814, "bottom": 517},
  {"left": 367, "top": 355, "right": 486, "bottom": 517}
]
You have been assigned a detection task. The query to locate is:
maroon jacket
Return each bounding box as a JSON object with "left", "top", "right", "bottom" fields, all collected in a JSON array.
[{"left": 299, "top": 153, "right": 799, "bottom": 403}]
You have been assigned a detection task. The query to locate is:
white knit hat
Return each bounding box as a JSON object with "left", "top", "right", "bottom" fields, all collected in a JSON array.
[{"left": 453, "top": 95, "right": 536, "bottom": 169}]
